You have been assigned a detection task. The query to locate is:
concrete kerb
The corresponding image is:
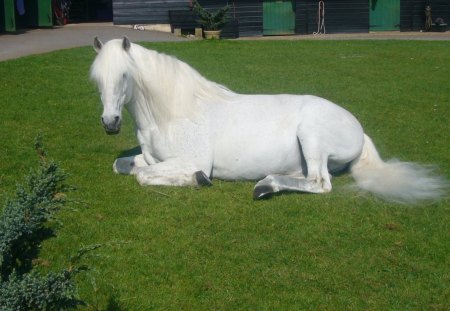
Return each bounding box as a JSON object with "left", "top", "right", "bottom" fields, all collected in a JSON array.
[{"left": 237, "top": 31, "right": 450, "bottom": 41}]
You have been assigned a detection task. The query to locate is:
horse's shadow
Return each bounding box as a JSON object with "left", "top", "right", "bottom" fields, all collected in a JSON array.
[
  {"left": 106, "top": 296, "right": 126, "bottom": 311},
  {"left": 117, "top": 146, "right": 141, "bottom": 159}
]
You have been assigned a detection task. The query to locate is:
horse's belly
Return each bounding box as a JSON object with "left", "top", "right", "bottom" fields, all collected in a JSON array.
[
  {"left": 210, "top": 99, "right": 303, "bottom": 180},
  {"left": 213, "top": 141, "right": 302, "bottom": 180}
]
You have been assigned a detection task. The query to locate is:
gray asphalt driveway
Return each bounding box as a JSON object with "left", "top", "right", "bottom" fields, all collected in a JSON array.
[{"left": 0, "top": 23, "right": 185, "bottom": 61}]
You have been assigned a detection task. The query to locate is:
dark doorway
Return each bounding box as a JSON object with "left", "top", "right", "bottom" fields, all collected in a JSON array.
[{"left": 69, "top": 0, "right": 112, "bottom": 22}]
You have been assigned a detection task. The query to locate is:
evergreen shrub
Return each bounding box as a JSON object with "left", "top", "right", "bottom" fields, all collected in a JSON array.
[{"left": 0, "top": 137, "right": 93, "bottom": 310}]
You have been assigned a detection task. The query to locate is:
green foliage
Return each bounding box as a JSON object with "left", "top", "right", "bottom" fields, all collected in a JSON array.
[
  {"left": 192, "top": 0, "right": 230, "bottom": 30},
  {"left": 1, "top": 270, "right": 80, "bottom": 310},
  {"left": 0, "top": 139, "right": 84, "bottom": 310}
]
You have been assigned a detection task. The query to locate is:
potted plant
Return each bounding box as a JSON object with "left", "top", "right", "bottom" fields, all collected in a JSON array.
[{"left": 191, "top": 0, "right": 230, "bottom": 39}]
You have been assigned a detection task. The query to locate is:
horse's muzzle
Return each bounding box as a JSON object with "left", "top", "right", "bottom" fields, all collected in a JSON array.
[{"left": 101, "top": 116, "right": 121, "bottom": 135}]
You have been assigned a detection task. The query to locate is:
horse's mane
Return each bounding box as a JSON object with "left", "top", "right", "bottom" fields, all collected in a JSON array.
[{"left": 91, "top": 39, "right": 234, "bottom": 128}]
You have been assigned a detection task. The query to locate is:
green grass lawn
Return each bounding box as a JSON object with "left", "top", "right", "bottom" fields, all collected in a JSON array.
[{"left": 1, "top": 40, "right": 449, "bottom": 310}]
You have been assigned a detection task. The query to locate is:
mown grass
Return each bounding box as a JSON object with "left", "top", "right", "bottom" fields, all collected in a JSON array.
[{"left": 0, "top": 40, "right": 449, "bottom": 310}]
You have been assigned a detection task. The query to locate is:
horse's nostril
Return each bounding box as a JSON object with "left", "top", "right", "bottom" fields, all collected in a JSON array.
[{"left": 101, "top": 116, "right": 120, "bottom": 126}]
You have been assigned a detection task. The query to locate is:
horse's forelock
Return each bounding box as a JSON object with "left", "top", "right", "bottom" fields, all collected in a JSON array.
[{"left": 90, "top": 39, "right": 133, "bottom": 83}]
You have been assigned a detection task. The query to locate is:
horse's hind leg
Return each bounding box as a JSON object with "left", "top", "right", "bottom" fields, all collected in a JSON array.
[
  {"left": 253, "top": 172, "right": 331, "bottom": 199},
  {"left": 253, "top": 124, "right": 332, "bottom": 199}
]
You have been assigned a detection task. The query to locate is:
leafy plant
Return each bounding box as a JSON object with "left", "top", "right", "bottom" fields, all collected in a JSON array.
[
  {"left": 192, "top": 0, "right": 230, "bottom": 30},
  {"left": 0, "top": 136, "right": 96, "bottom": 310}
]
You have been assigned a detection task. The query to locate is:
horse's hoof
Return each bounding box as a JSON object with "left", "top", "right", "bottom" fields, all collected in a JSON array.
[
  {"left": 253, "top": 185, "right": 274, "bottom": 200},
  {"left": 195, "top": 171, "right": 213, "bottom": 187}
]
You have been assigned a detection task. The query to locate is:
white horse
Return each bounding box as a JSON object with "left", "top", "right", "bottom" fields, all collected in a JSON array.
[{"left": 90, "top": 37, "right": 446, "bottom": 203}]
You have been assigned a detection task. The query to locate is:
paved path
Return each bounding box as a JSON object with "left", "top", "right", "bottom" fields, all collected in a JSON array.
[
  {"left": 0, "top": 23, "right": 185, "bottom": 61},
  {"left": 1, "top": 23, "right": 449, "bottom": 61}
]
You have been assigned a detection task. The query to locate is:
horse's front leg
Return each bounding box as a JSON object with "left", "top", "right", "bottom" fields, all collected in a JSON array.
[
  {"left": 135, "top": 158, "right": 212, "bottom": 187},
  {"left": 113, "top": 154, "right": 148, "bottom": 175}
]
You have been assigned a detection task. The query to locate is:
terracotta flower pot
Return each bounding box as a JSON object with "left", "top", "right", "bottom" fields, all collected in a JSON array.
[{"left": 204, "top": 30, "right": 222, "bottom": 39}]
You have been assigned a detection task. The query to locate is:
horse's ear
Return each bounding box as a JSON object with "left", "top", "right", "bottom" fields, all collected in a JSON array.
[
  {"left": 93, "top": 37, "right": 103, "bottom": 53},
  {"left": 122, "top": 36, "right": 131, "bottom": 51}
]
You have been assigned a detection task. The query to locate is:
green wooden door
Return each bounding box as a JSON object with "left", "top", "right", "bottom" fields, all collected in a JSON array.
[
  {"left": 1, "top": 0, "right": 16, "bottom": 32},
  {"left": 369, "top": 0, "right": 400, "bottom": 31},
  {"left": 263, "top": 0, "right": 295, "bottom": 36},
  {"left": 37, "top": 0, "right": 53, "bottom": 26},
  {"left": 26, "top": 0, "right": 53, "bottom": 27}
]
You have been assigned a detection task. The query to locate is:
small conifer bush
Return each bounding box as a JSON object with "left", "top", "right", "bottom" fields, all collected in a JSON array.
[{"left": 0, "top": 136, "right": 91, "bottom": 310}]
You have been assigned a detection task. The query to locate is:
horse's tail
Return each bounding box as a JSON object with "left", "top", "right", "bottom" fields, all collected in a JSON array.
[{"left": 350, "top": 134, "right": 448, "bottom": 204}]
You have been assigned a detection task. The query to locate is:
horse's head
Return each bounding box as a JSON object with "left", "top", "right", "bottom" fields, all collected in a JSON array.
[{"left": 90, "top": 37, "right": 134, "bottom": 135}]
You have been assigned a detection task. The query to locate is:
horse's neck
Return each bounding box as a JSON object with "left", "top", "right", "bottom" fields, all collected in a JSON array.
[
  {"left": 129, "top": 49, "right": 199, "bottom": 131},
  {"left": 124, "top": 50, "right": 164, "bottom": 131},
  {"left": 127, "top": 47, "right": 230, "bottom": 132},
  {"left": 127, "top": 90, "right": 158, "bottom": 132}
]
